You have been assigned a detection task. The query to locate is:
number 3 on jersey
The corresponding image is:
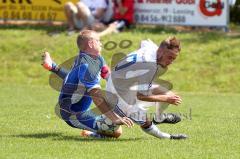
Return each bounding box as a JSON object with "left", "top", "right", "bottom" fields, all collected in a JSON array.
[{"left": 115, "top": 54, "right": 137, "bottom": 71}]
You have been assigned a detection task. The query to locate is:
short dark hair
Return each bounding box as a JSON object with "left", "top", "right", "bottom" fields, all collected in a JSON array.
[
  {"left": 160, "top": 37, "right": 181, "bottom": 52},
  {"left": 76, "top": 30, "right": 97, "bottom": 50}
]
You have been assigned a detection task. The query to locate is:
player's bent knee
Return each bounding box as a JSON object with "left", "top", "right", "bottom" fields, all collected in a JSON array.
[
  {"left": 76, "top": 2, "right": 89, "bottom": 16},
  {"left": 64, "top": 2, "right": 78, "bottom": 15},
  {"left": 76, "top": 2, "right": 87, "bottom": 10},
  {"left": 113, "top": 126, "right": 122, "bottom": 138},
  {"left": 99, "top": 126, "right": 122, "bottom": 138},
  {"left": 64, "top": 2, "right": 74, "bottom": 9}
]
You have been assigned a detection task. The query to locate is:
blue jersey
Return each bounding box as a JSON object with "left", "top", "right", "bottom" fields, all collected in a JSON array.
[{"left": 58, "top": 52, "right": 105, "bottom": 121}]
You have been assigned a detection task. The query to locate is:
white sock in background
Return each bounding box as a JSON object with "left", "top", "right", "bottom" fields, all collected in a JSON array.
[{"left": 142, "top": 123, "right": 171, "bottom": 139}]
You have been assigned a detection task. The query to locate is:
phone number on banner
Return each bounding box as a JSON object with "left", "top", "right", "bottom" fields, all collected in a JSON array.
[
  {"left": 1, "top": 10, "right": 57, "bottom": 21},
  {"left": 135, "top": 14, "right": 186, "bottom": 24}
]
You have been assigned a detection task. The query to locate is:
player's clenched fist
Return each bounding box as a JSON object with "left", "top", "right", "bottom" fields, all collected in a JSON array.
[{"left": 166, "top": 94, "right": 182, "bottom": 105}]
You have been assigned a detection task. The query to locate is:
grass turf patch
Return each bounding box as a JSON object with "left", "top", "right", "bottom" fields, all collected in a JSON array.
[
  {"left": 1, "top": 25, "right": 240, "bottom": 159},
  {"left": 1, "top": 25, "right": 240, "bottom": 92},
  {"left": 0, "top": 84, "right": 239, "bottom": 159}
]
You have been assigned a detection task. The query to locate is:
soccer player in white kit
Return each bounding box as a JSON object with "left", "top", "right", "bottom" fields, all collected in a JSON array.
[
  {"left": 106, "top": 37, "right": 187, "bottom": 139},
  {"left": 42, "top": 36, "right": 187, "bottom": 139}
]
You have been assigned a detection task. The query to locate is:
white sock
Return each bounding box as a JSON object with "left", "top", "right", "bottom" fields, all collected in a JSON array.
[
  {"left": 142, "top": 123, "right": 171, "bottom": 139},
  {"left": 89, "top": 132, "right": 105, "bottom": 138},
  {"left": 155, "top": 102, "right": 169, "bottom": 122}
]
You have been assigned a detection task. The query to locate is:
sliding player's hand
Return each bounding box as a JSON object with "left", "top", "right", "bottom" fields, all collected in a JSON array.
[
  {"left": 166, "top": 94, "right": 182, "bottom": 105},
  {"left": 114, "top": 117, "right": 134, "bottom": 127}
]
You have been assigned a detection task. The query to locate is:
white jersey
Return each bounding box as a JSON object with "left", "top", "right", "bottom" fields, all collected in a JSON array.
[{"left": 106, "top": 40, "right": 167, "bottom": 115}]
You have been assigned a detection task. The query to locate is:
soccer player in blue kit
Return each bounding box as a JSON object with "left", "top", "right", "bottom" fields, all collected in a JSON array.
[
  {"left": 43, "top": 30, "right": 187, "bottom": 140},
  {"left": 42, "top": 30, "right": 133, "bottom": 138}
]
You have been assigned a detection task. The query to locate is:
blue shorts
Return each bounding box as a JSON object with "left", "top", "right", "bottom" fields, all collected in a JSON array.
[{"left": 58, "top": 95, "right": 118, "bottom": 133}]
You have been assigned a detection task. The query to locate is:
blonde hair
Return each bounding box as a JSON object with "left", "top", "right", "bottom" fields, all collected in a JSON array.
[
  {"left": 76, "top": 30, "right": 97, "bottom": 50},
  {"left": 160, "top": 36, "right": 181, "bottom": 52}
]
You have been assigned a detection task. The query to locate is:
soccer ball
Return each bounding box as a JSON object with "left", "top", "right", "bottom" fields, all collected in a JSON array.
[{"left": 96, "top": 115, "right": 119, "bottom": 133}]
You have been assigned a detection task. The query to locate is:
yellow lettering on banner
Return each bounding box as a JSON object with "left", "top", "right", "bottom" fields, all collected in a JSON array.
[{"left": 0, "top": 0, "right": 79, "bottom": 21}]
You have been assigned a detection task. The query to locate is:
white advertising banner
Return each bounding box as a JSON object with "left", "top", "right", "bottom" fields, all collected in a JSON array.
[{"left": 134, "top": 0, "right": 229, "bottom": 27}]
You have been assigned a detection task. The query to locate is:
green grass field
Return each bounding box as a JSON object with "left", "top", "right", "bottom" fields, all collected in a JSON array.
[{"left": 0, "top": 25, "right": 240, "bottom": 159}]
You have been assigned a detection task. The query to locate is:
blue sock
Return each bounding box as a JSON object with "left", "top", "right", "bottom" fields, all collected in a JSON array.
[
  {"left": 52, "top": 62, "right": 57, "bottom": 70},
  {"left": 89, "top": 132, "right": 105, "bottom": 138}
]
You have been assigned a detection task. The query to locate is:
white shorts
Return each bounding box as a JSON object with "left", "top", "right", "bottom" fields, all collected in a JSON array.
[{"left": 106, "top": 77, "right": 157, "bottom": 125}]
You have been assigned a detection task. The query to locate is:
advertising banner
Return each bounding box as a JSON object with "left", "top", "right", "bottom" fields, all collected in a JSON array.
[
  {"left": 135, "top": 0, "right": 229, "bottom": 27},
  {"left": 0, "top": 0, "right": 78, "bottom": 21},
  {"left": 0, "top": 0, "right": 229, "bottom": 27}
]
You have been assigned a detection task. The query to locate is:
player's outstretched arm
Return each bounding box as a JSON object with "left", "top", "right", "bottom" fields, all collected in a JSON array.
[
  {"left": 41, "top": 52, "right": 69, "bottom": 79},
  {"left": 137, "top": 92, "right": 182, "bottom": 105},
  {"left": 89, "top": 88, "right": 134, "bottom": 127}
]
